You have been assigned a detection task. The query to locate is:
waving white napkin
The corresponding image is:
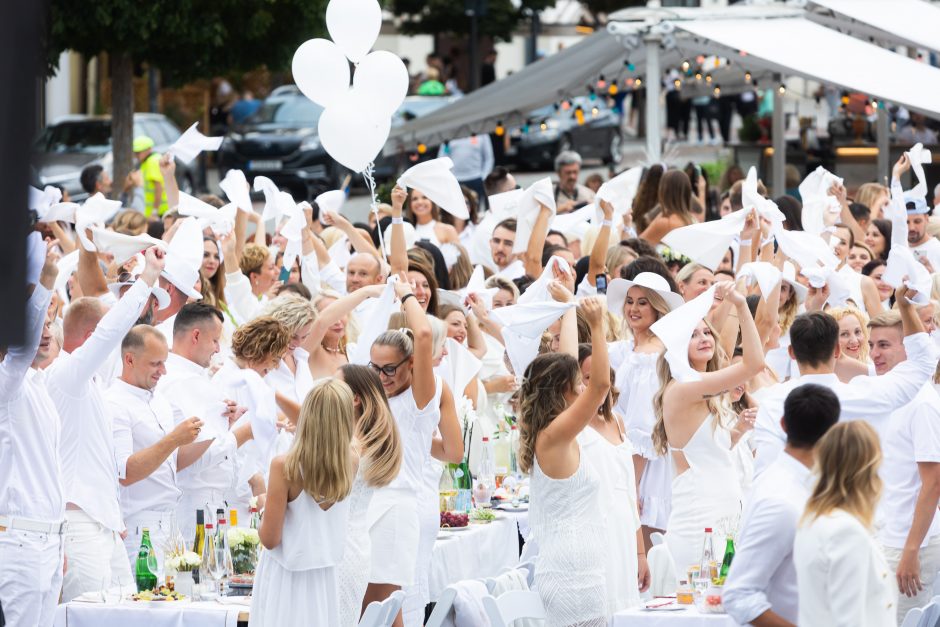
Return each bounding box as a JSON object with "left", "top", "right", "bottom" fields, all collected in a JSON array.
[
  {"left": 228, "top": 370, "right": 278, "bottom": 461},
  {"left": 596, "top": 166, "right": 643, "bottom": 216},
  {"left": 177, "top": 191, "right": 237, "bottom": 236},
  {"left": 518, "top": 256, "right": 571, "bottom": 305},
  {"left": 459, "top": 265, "right": 498, "bottom": 309},
  {"left": 488, "top": 188, "right": 524, "bottom": 215},
  {"left": 219, "top": 169, "right": 253, "bottom": 213},
  {"left": 650, "top": 285, "right": 716, "bottom": 383},
  {"left": 551, "top": 203, "right": 595, "bottom": 242},
  {"left": 738, "top": 262, "right": 782, "bottom": 301},
  {"left": 798, "top": 266, "right": 852, "bottom": 308},
  {"left": 168, "top": 122, "right": 223, "bottom": 164},
  {"left": 398, "top": 157, "right": 468, "bottom": 220},
  {"left": 772, "top": 225, "right": 839, "bottom": 270},
  {"left": 54, "top": 250, "right": 79, "bottom": 302},
  {"left": 495, "top": 259, "right": 526, "bottom": 281},
  {"left": 315, "top": 189, "right": 346, "bottom": 225},
  {"left": 75, "top": 193, "right": 123, "bottom": 250},
  {"left": 83, "top": 228, "right": 165, "bottom": 265},
  {"left": 161, "top": 217, "right": 204, "bottom": 300},
  {"left": 883, "top": 246, "right": 931, "bottom": 305},
  {"left": 43, "top": 202, "right": 80, "bottom": 224},
  {"left": 906, "top": 143, "right": 933, "bottom": 199},
  {"left": 348, "top": 278, "right": 399, "bottom": 366},
  {"left": 328, "top": 234, "right": 352, "bottom": 270},
  {"left": 253, "top": 176, "right": 296, "bottom": 222},
  {"left": 743, "top": 167, "right": 786, "bottom": 224},
  {"left": 438, "top": 338, "right": 482, "bottom": 398},
  {"left": 490, "top": 301, "right": 575, "bottom": 339},
  {"left": 512, "top": 177, "right": 556, "bottom": 254},
  {"left": 661, "top": 209, "right": 749, "bottom": 271},
  {"left": 280, "top": 202, "right": 308, "bottom": 272},
  {"left": 28, "top": 185, "right": 63, "bottom": 219},
  {"left": 799, "top": 166, "right": 843, "bottom": 236},
  {"left": 501, "top": 329, "right": 542, "bottom": 378}
]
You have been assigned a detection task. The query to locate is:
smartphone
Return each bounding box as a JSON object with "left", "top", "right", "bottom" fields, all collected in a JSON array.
[
  {"left": 278, "top": 266, "right": 291, "bottom": 282},
  {"left": 595, "top": 274, "right": 608, "bottom": 295}
]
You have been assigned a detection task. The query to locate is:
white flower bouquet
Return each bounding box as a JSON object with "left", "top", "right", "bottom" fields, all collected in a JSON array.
[
  {"left": 227, "top": 527, "right": 261, "bottom": 574},
  {"left": 165, "top": 551, "right": 201, "bottom": 573}
]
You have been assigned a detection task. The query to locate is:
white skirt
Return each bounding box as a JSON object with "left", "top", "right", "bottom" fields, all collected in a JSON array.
[
  {"left": 250, "top": 549, "right": 339, "bottom": 627},
  {"left": 367, "top": 490, "right": 420, "bottom": 586}
]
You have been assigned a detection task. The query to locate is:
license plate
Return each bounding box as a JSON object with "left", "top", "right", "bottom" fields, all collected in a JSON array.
[{"left": 248, "top": 160, "right": 282, "bottom": 171}]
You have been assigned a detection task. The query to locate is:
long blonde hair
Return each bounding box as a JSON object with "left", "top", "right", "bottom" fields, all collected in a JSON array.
[
  {"left": 284, "top": 379, "right": 356, "bottom": 504},
  {"left": 339, "top": 364, "right": 403, "bottom": 488},
  {"left": 802, "top": 421, "right": 882, "bottom": 529},
  {"left": 517, "top": 352, "right": 581, "bottom": 473},
  {"left": 651, "top": 319, "right": 727, "bottom": 456},
  {"left": 778, "top": 285, "right": 799, "bottom": 335}
]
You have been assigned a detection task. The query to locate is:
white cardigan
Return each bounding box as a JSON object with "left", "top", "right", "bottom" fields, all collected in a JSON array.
[{"left": 794, "top": 510, "right": 898, "bottom": 627}]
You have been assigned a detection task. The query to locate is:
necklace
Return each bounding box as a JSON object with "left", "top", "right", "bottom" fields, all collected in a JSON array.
[{"left": 321, "top": 343, "right": 343, "bottom": 355}]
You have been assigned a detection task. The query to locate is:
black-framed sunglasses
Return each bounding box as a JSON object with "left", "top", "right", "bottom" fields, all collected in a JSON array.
[{"left": 368, "top": 356, "right": 410, "bottom": 377}]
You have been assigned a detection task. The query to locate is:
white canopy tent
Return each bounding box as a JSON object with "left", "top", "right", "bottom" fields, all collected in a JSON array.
[{"left": 806, "top": 0, "right": 940, "bottom": 55}]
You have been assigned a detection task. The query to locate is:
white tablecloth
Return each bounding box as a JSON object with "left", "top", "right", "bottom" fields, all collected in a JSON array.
[
  {"left": 54, "top": 599, "right": 245, "bottom": 627},
  {"left": 612, "top": 606, "right": 739, "bottom": 627},
  {"left": 428, "top": 515, "right": 521, "bottom": 601}
]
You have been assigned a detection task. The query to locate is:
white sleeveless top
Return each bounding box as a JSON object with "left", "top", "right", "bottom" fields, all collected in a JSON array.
[
  {"left": 414, "top": 220, "right": 442, "bottom": 247},
  {"left": 386, "top": 376, "right": 443, "bottom": 493},
  {"left": 266, "top": 489, "right": 351, "bottom": 571}
]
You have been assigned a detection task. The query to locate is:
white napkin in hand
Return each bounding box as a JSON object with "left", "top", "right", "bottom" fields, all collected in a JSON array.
[
  {"left": 884, "top": 246, "right": 931, "bottom": 305},
  {"left": 737, "top": 262, "right": 782, "bottom": 301},
  {"left": 661, "top": 209, "right": 749, "bottom": 271},
  {"left": 650, "top": 285, "right": 717, "bottom": 382},
  {"left": 596, "top": 166, "right": 643, "bottom": 216},
  {"left": 219, "top": 169, "right": 253, "bottom": 213},
  {"left": 398, "top": 157, "right": 468, "bottom": 220},
  {"left": 512, "top": 177, "right": 556, "bottom": 254},
  {"left": 906, "top": 143, "right": 932, "bottom": 198},
  {"left": 168, "top": 122, "right": 223, "bottom": 164},
  {"left": 799, "top": 166, "right": 843, "bottom": 236}
]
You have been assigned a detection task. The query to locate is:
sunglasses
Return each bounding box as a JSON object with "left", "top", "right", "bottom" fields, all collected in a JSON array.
[{"left": 368, "top": 356, "right": 410, "bottom": 377}]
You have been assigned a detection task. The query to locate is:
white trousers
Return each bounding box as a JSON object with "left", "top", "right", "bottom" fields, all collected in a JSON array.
[
  {"left": 884, "top": 535, "right": 940, "bottom": 623},
  {"left": 62, "top": 509, "right": 133, "bottom": 602},
  {"left": 122, "top": 510, "right": 178, "bottom": 581},
  {"left": 0, "top": 527, "right": 64, "bottom": 627}
]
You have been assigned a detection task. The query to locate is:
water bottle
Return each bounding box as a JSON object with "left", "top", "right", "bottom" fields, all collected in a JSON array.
[{"left": 473, "top": 436, "right": 496, "bottom": 507}]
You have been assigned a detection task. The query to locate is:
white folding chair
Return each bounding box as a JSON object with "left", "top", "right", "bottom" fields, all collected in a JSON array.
[
  {"left": 481, "top": 590, "right": 546, "bottom": 627},
  {"left": 649, "top": 531, "right": 665, "bottom": 547},
  {"left": 646, "top": 542, "right": 678, "bottom": 597},
  {"left": 901, "top": 596, "right": 940, "bottom": 627},
  {"left": 358, "top": 590, "right": 406, "bottom": 627},
  {"left": 424, "top": 586, "right": 459, "bottom": 627}
]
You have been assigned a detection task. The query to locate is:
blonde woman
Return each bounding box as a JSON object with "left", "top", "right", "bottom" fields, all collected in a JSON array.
[
  {"left": 794, "top": 421, "right": 895, "bottom": 627},
  {"left": 251, "top": 379, "right": 359, "bottom": 627},
  {"left": 336, "top": 365, "right": 403, "bottom": 627},
  {"left": 261, "top": 294, "right": 317, "bottom": 415},
  {"left": 676, "top": 262, "right": 716, "bottom": 302},
  {"left": 306, "top": 286, "right": 384, "bottom": 381},
  {"left": 856, "top": 182, "right": 890, "bottom": 220},
  {"left": 652, "top": 283, "right": 764, "bottom": 573},
  {"left": 830, "top": 306, "right": 871, "bottom": 365}
]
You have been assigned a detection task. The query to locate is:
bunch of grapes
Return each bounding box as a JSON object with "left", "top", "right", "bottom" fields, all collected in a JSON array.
[{"left": 440, "top": 511, "right": 469, "bottom": 528}]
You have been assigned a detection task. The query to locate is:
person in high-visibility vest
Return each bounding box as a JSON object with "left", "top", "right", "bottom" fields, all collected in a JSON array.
[{"left": 133, "top": 136, "right": 167, "bottom": 218}]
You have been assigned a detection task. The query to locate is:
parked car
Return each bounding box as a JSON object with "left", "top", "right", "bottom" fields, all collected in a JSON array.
[
  {"left": 219, "top": 87, "right": 346, "bottom": 200},
  {"left": 31, "top": 113, "right": 196, "bottom": 202},
  {"left": 508, "top": 96, "right": 623, "bottom": 170}
]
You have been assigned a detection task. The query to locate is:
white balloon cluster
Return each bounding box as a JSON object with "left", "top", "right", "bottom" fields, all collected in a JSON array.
[{"left": 292, "top": 0, "right": 409, "bottom": 173}]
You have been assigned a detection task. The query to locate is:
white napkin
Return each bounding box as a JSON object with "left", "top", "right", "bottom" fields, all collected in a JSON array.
[
  {"left": 458, "top": 265, "right": 498, "bottom": 309},
  {"left": 253, "top": 176, "right": 295, "bottom": 222},
  {"left": 219, "top": 169, "right": 253, "bottom": 213},
  {"left": 650, "top": 285, "right": 717, "bottom": 383},
  {"left": 398, "top": 157, "right": 469, "bottom": 220},
  {"left": 438, "top": 338, "right": 482, "bottom": 398},
  {"left": 596, "top": 166, "right": 643, "bottom": 216},
  {"left": 83, "top": 228, "right": 165, "bottom": 265},
  {"left": 161, "top": 217, "right": 205, "bottom": 299},
  {"left": 487, "top": 188, "right": 524, "bottom": 215},
  {"left": 512, "top": 177, "right": 556, "bottom": 254},
  {"left": 495, "top": 259, "right": 526, "bottom": 281},
  {"left": 177, "top": 191, "right": 237, "bottom": 236},
  {"left": 43, "top": 202, "right": 80, "bottom": 223},
  {"left": 231, "top": 371, "right": 278, "bottom": 460},
  {"left": 328, "top": 234, "right": 352, "bottom": 270},
  {"left": 883, "top": 246, "right": 931, "bottom": 305},
  {"left": 490, "top": 301, "right": 575, "bottom": 338},
  {"left": 799, "top": 266, "right": 852, "bottom": 308},
  {"left": 315, "top": 189, "right": 346, "bottom": 224},
  {"left": 772, "top": 225, "right": 839, "bottom": 270},
  {"left": 348, "top": 278, "right": 399, "bottom": 366},
  {"left": 906, "top": 143, "right": 933, "bottom": 199},
  {"left": 168, "top": 122, "right": 223, "bottom": 164},
  {"left": 54, "top": 250, "right": 79, "bottom": 302},
  {"left": 737, "top": 262, "right": 782, "bottom": 301},
  {"left": 500, "top": 329, "right": 542, "bottom": 379},
  {"left": 75, "top": 193, "right": 123, "bottom": 249},
  {"left": 28, "top": 185, "right": 63, "bottom": 220},
  {"left": 551, "top": 203, "right": 595, "bottom": 242},
  {"left": 742, "top": 167, "right": 786, "bottom": 224},
  {"left": 661, "top": 209, "right": 749, "bottom": 271},
  {"left": 799, "top": 166, "right": 843, "bottom": 236},
  {"left": 517, "top": 256, "right": 571, "bottom": 305},
  {"left": 279, "top": 202, "right": 307, "bottom": 272}
]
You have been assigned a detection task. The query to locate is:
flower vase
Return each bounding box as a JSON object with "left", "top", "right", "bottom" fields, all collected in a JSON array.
[
  {"left": 175, "top": 570, "right": 195, "bottom": 597},
  {"left": 231, "top": 544, "right": 257, "bottom": 575}
]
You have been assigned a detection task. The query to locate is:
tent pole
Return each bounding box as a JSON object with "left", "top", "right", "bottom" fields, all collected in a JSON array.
[
  {"left": 772, "top": 79, "right": 786, "bottom": 196},
  {"left": 877, "top": 102, "right": 890, "bottom": 185},
  {"left": 644, "top": 34, "right": 662, "bottom": 163}
]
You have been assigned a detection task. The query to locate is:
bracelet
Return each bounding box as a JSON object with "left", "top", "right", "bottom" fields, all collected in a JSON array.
[
  {"left": 392, "top": 217, "right": 404, "bottom": 225},
  {"left": 601, "top": 219, "right": 613, "bottom": 228},
  {"left": 400, "top": 293, "right": 416, "bottom": 305},
  {"left": 760, "top": 235, "right": 775, "bottom": 248}
]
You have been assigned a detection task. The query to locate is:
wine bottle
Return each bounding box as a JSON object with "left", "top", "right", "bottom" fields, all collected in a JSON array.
[
  {"left": 193, "top": 509, "right": 206, "bottom": 557},
  {"left": 135, "top": 528, "right": 158, "bottom": 592}
]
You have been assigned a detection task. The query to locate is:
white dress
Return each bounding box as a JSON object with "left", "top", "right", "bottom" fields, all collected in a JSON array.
[
  {"left": 336, "top": 466, "right": 376, "bottom": 627},
  {"left": 250, "top": 490, "right": 351, "bottom": 626},
  {"left": 664, "top": 413, "right": 743, "bottom": 575},
  {"left": 402, "top": 457, "right": 444, "bottom": 627},
  {"left": 530, "top": 448, "right": 608, "bottom": 627},
  {"left": 414, "top": 220, "right": 442, "bottom": 247},
  {"left": 577, "top": 420, "right": 642, "bottom": 614},
  {"left": 611, "top": 340, "right": 672, "bottom": 529}
]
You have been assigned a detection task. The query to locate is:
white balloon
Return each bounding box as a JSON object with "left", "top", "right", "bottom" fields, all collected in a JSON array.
[
  {"left": 291, "top": 39, "right": 350, "bottom": 108},
  {"left": 353, "top": 50, "right": 409, "bottom": 115},
  {"left": 318, "top": 89, "right": 391, "bottom": 172},
  {"left": 326, "top": 0, "right": 381, "bottom": 63}
]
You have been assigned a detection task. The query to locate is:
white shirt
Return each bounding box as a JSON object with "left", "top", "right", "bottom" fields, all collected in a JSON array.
[
  {"left": 877, "top": 383, "right": 940, "bottom": 549},
  {"left": 794, "top": 510, "right": 897, "bottom": 627},
  {"left": 911, "top": 237, "right": 940, "bottom": 271},
  {"left": 264, "top": 347, "right": 314, "bottom": 405},
  {"left": 723, "top": 452, "right": 812, "bottom": 625},
  {"left": 0, "top": 285, "right": 64, "bottom": 523},
  {"left": 155, "top": 352, "right": 238, "bottom": 497},
  {"left": 47, "top": 279, "right": 153, "bottom": 531},
  {"left": 107, "top": 378, "right": 182, "bottom": 520},
  {"left": 387, "top": 377, "right": 443, "bottom": 493},
  {"left": 752, "top": 332, "right": 938, "bottom": 476}
]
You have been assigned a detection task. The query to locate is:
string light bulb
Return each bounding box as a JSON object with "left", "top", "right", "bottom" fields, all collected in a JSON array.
[
  {"left": 778, "top": 84, "right": 787, "bottom": 95},
  {"left": 673, "top": 78, "right": 681, "bottom": 89},
  {"left": 695, "top": 72, "right": 702, "bottom": 81},
  {"left": 744, "top": 71, "right": 752, "bottom": 83},
  {"left": 872, "top": 98, "right": 879, "bottom": 109},
  {"left": 705, "top": 74, "right": 713, "bottom": 84},
  {"left": 608, "top": 83, "right": 618, "bottom": 96},
  {"left": 597, "top": 75, "right": 606, "bottom": 89},
  {"left": 540, "top": 120, "right": 548, "bottom": 131},
  {"left": 635, "top": 77, "right": 642, "bottom": 87},
  {"left": 495, "top": 121, "right": 505, "bottom": 136},
  {"left": 591, "top": 106, "right": 599, "bottom": 117},
  {"left": 575, "top": 106, "right": 585, "bottom": 125},
  {"left": 417, "top": 143, "right": 427, "bottom": 154},
  {"left": 714, "top": 85, "right": 721, "bottom": 96},
  {"left": 681, "top": 59, "right": 690, "bottom": 72}
]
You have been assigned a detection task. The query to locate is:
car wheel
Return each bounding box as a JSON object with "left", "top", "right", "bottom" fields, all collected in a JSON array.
[{"left": 603, "top": 132, "right": 623, "bottom": 166}]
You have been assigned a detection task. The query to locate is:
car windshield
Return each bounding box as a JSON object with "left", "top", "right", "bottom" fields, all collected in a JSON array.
[
  {"left": 252, "top": 97, "right": 323, "bottom": 125},
  {"left": 34, "top": 121, "right": 112, "bottom": 153}
]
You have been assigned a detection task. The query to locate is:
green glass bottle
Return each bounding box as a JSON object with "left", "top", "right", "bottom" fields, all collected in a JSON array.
[
  {"left": 135, "top": 528, "right": 158, "bottom": 592},
  {"left": 719, "top": 536, "right": 735, "bottom": 582},
  {"left": 454, "top": 459, "right": 473, "bottom": 512}
]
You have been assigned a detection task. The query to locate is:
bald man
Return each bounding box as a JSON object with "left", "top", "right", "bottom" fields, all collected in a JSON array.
[
  {"left": 346, "top": 251, "right": 386, "bottom": 294},
  {"left": 46, "top": 247, "right": 163, "bottom": 601}
]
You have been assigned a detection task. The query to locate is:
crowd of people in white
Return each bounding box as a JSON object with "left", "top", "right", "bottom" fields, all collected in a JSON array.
[{"left": 2, "top": 137, "right": 940, "bottom": 627}]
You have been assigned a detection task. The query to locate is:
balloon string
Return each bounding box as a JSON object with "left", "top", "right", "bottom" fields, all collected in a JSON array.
[{"left": 362, "top": 161, "right": 388, "bottom": 264}]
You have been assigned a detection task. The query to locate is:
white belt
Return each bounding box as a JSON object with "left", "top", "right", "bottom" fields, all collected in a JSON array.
[{"left": 0, "top": 515, "right": 67, "bottom": 535}]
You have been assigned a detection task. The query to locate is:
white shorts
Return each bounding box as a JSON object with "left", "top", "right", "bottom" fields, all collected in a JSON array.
[
  {"left": 0, "top": 527, "right": 64, "bottom": 627},
  {"left": 367, "top": 490, "right": 419, "bottom": 587}
]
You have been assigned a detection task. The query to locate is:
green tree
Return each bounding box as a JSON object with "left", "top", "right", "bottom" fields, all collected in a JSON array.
[
  {"left": 391, "top": 0, "right": 555, "bottom": 42},
  {"left": 44, "top": 0, "right": 327, "bottom": 193}
]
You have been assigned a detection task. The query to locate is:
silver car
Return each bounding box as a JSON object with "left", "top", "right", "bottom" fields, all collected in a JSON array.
[{"left": 31, "top": 112, "right": 196, "bottom": 201}]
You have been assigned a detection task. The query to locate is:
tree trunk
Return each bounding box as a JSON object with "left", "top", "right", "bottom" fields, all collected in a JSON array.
[{"left": 110, "top": 52, "right": 134, "bottom": 199}]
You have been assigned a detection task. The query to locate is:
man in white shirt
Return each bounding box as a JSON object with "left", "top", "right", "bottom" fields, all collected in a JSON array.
[
  {"left": 752, "top": 291, "right": 936, "bottom": 476},
  {"left": 867, "top": 311, "right": 940, "bottom": 620},
  {"left": 489, "top": 218, "right": 525, "bottom": 279},
  {"left": 724, "top": 384, "right": 841, "bottom": 627},
  {"left": 155, "top": 303, "right": 252, "bottom": 538},
  {"left": 107, "top": 325, "right": 203, "bottom": 571},
  {"left": 0, "top": 241, "right": 63, "bottom": 627},
  {"left": 48, "top": 246, "right": 163, "bottom": 601}
]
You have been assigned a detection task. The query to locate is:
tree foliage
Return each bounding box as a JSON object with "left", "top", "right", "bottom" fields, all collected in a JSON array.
[{"left": 390, "top": 0, "right": 556, "bottom": 42}]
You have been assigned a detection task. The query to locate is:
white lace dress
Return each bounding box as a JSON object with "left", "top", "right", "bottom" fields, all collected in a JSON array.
[
  {"left": 530, "top": 448, "right": 608, "bottom": 627},
  {"left": 336, "top": 466, "right": 375, "bottom": 626}
]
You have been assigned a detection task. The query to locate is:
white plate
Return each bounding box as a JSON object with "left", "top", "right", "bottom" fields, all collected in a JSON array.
[
  {"left": 440, "top": 525, "right": 472, "bottom": 532},
  {"left": 496, "top": 503, "right": 529, "bottom": 513}
]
